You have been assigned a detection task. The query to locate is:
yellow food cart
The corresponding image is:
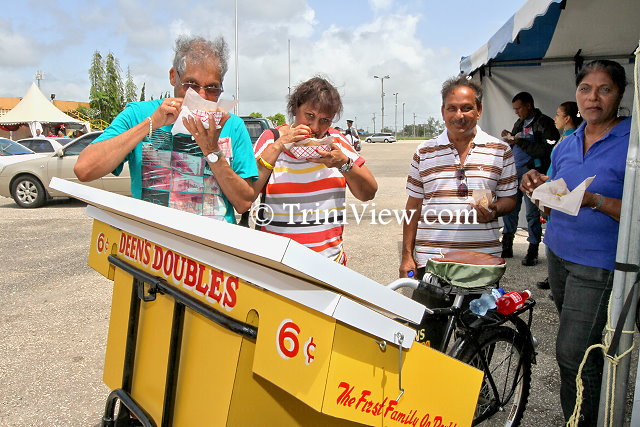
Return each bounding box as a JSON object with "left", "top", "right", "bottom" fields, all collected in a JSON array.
[{"left": 51, "top": 178, "right": 482, "bottom": 427}]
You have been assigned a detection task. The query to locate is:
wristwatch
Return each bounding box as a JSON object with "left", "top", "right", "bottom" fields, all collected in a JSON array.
[
  {"left": 339, "top": 158, "right": 354, "bottom": 173},
  {"left": 206, "top": 150, "right": 224, "bottom": 164}
]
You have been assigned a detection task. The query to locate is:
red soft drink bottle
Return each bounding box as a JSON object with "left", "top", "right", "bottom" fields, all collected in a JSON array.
[{"left": 496, "top": 290, "right": 531, "bottom": 315}]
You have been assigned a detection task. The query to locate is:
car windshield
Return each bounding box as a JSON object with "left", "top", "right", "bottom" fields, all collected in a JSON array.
[
  {"left": 0, "top": 139, "right": 34, "bottom": 156},
  {"left": 64, "top": 133, "right": 102, "bottom": 156},
  {"left": 244, "top": 122, "right": 265, "bottom": 143},
  {"left": 18, "top": 139, "right": 54, "bottom": 153}
]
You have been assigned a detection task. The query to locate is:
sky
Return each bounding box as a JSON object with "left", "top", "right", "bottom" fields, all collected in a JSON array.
[{"left": 0, "top": 0, "right": 528, "bottom": 132}]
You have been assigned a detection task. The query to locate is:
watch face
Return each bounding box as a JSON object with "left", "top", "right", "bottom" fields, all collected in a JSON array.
[{"left": 207, "top": 152, "right": 219, "bottom": 163}]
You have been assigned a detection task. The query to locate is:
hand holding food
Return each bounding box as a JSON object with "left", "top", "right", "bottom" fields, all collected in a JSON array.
[
  {"left": 520, "top": 170, "right": 549, "bottom": 194},
  {"left": 150, "top": 97, "right": 184, "bottom": 129}
]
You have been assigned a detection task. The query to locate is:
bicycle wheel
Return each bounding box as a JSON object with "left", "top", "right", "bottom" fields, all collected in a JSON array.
[{"left": 454, "top": 326, "right": 531, "bottom": 426}]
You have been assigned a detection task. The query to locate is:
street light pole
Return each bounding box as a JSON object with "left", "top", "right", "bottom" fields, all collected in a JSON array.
[
  {"left": 393, "top": 93, "right": 398, "bottom": 135},
  {"left": 372, "top": 112, "right": 376, "bottom": 134},
  {"left": 402, "top": 102, "right": 405, "bottom": 136},
  {"left": 373, "top": 75, "right": 390, "bottom": 132},
  {"left": 234, "top": 0, "right": 239, "bottom": 115}
]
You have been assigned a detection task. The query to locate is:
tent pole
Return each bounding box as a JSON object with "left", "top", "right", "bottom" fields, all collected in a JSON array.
[{"left": 598, "top": 44, "right": 640, "bottom": 426}]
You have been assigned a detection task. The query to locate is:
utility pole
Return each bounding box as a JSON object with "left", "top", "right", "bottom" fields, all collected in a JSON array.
[
  {"left": 372, "top": 112, "right": 376, "bottom": 134},
  {"left": 413, "top": 113, "right": 416, "bottom": 137},
  {"left": 402, "top": 102, "right": 405, "bottom": 136},
  {"left": 288, "top": 39, "right": 291, "bottom": 97},
  {"left": 393, "top": 93, "right": 398, "bottom": 135},
  {"left": 373, "top": 75, "right": 390, "bottom": 132},
  {"left": 234, "top": 0, "right": 239, "bottom": 115}
]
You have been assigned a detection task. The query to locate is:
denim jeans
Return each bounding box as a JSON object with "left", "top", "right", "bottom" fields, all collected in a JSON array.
[
  {"left": 547, "top": 248, "right": 614, "bottom": 426},
  {"left": 502, "top": 172, "right": 542, "bottom": 244}
]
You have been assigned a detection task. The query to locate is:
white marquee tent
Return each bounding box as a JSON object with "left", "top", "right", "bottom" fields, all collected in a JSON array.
[
  {"left": 0, "top": 83, "right": 88, "bottom": 137},
  {"left": 461, "top": 0, "right": 639, "bottom": 137},
  {"left": 460, "top": 0, "right": 640, "bottom": 424}
]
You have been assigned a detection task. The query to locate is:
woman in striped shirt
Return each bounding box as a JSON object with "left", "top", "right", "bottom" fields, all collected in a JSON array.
[{"left": 252, "top": 77, "right": 377, "bottom": 264}]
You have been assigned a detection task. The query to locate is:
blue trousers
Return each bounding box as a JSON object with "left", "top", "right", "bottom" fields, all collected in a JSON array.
[
  {"left": 502, "top": 173, "right": 542, "bottom": 244},
  {"left": 547, "top": 248, "right": 614, "bottom": 426}
]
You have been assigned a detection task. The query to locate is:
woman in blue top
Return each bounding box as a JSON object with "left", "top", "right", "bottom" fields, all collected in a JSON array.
[
  {"left": 537, "top": 101, "right": 583, "bottom": 291},
  {"left": 521, "top": 60, "right": 630, "bottom": 426}
]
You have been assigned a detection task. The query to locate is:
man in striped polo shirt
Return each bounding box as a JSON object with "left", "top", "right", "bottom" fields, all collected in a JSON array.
[
  {"left": 400, "top": 75, "right": 517, "bottom": 279},
  {"left": 253, "top": 77, "right": 378, "bottom": 264}
]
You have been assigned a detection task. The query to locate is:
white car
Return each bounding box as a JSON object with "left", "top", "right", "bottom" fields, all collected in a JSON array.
[
  {"left": 0, "top": 138, "right": 49, "bottom": 168},
  {"left": 0, "top": 131, "right": 131, "bottom": 208},
  {"left": 365, "top": 132, "right": 396, "bottom": 143}
]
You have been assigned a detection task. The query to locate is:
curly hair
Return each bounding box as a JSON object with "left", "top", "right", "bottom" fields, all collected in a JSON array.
[
  {"left": 287, "top": 76, "right": 343, "bottom": 122},
  {"left": 173, "top": 35, "right": 229, "bottom": 79}
]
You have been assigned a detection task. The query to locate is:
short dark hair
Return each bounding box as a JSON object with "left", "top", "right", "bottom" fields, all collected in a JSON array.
[
  {"left": 512, "top": 92, "right": 534, "bottom": 107},
  {"left": 287, "top": 76, "right": 343, "bottom": 122},
  {"left": 558, "top": 101, "right": 583, "bottom": 128},
  {"left": 441, "top": 75, "right": 482, "bottom": 107},
  {"left": 576, "top": 59, "right": 627, "bottom": 97}
]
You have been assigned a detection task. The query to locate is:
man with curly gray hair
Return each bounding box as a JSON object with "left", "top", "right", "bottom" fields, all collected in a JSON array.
[{"left": 76, "top": 35, "right": 257, "bottom": 223}]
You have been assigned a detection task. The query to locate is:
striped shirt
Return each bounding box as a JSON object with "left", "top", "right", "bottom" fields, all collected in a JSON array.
[
  {"left": 406, "top": 127, "right": 516, "bottom": 267},
  {"left": 254, "top": 127, "right": 364, "bottom": 260}
]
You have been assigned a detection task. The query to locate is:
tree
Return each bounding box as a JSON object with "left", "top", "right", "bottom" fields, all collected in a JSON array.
[
  {"left": 267, "top": 113, "right": 286, "bottom": 126},
  {"left": 424, "top": 117, "right": 445, "bottom": 139},
  {"left": 124, "top": 66, "right": 137, "bottom": 104},
  {"left": 249, "top": 112, "right": 262, "bottom": 118},
  {"left": 139, "top": 83, "right": 146, "bottom": 102},
  {"left": 104, "top": 52, "right": 124, "bottom": 123},
  {"left": 88, "top": 51, "right": 107, "bottom": 122}
]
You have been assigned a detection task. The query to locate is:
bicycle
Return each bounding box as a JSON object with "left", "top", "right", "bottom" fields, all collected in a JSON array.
[{"left": 388, "top": 272, "right": 537, "bottom": 426}]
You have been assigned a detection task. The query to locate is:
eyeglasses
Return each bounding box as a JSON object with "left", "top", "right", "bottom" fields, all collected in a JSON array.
[
  {"left": 455, "top": 168, "right": 468, "bottom": 198},
  {"left": 177, "top": 72, "right": 223, "bottom": 97}
]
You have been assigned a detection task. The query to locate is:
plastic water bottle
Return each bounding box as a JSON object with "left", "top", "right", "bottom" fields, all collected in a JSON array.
[
  {"left": 469, "top": 288, "right": 505, "bottom": 316},
  {"left": 496, "top": 290, "right": 532, "bottom": 315}
]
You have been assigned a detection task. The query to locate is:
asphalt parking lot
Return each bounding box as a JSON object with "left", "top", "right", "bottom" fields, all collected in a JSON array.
[{"left": 0, "top": 140, "right": 634, "bottom": 426}]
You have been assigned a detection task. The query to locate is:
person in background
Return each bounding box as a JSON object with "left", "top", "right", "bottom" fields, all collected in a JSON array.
[
  {"left": 500, "top": 92, "right": 559, "bottom": 265},
  {"left": 74, "top": 35, "right": 257, "bottom": 223},
  {"left": 521, "top": 60, "right": 630, "bottom": 426},
  {"left": 537, "top": 101, "right": 583, "bottom": 291},
  {"left": 35, "top": 128, "right": 43, "bottom": 137},
  {"left": 252, "top": 76, "right": 377, "bottom": 265},
  {"left": 400, "top": 75, "right": 516, "bottom": 348},
  {"left": 345, "top": 119, "right": 361, "bottom": 151}
]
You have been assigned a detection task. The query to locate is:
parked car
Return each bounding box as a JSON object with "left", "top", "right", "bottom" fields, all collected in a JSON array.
[
  {"left": 365, "top": 132, "right": 396, "bottom": 143},
  {"left": 241, "top": 116, "right": 273, "bottom": 144},
  {"left": 0, "top": 131, "right": 131, "bottom": 208},
  {"left": 0, "top": 138, "right": 49, "bottom": 168},
  {"left": 17, "top": 137, "right": 68, "bottom": 153}
]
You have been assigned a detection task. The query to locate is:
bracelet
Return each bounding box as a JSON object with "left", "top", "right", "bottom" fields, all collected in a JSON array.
[
  {"left": 591, "top": 193, "right": 604, "bottom": 210},
  {"left": 258, "top": 156, "right": 274, "bottom": 170},
  {"left": 146, "top": 117, "right": 153, "bottom": 138}
]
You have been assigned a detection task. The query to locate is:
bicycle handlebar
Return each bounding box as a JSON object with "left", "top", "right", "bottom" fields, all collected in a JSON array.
[{"left": 387, "top": 273, "right": 447, "bottom": 297}]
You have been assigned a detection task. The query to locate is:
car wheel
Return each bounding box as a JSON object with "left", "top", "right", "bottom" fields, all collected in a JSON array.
[
  {"left": 366, "top": 138, "right": 372, "bottom": 143},
  {"left": 384, "top": 139, "right": 389, "bottom": 143},
  {"left": 11, "top": 175, "right": 47, "bottom": 208}
]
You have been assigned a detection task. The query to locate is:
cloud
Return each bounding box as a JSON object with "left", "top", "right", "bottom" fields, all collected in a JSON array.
[
  {"left": 368, "top": 0, "right": 394, "bottom": 13},
  {"left": 232, "top": 11, "right": 448, "bottom": 130},
  {"left": 0, "top": 19, "right": 39, "bottom": 67}
]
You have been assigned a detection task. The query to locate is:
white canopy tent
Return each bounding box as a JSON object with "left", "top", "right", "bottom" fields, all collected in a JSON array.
[
  {"left": 0, "top": 83, "right": 89, "bottom": 137},
  {"left": 461, "top": 0, "right": 639, "bottom": 137},
  {"left": 460, "top": 0, "right": 640, "bottom": 425}
]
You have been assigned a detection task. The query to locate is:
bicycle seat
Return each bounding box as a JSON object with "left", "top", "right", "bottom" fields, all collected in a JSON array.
[{"left": 426, "top": 251, "right": 506, "bottom": 288}]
